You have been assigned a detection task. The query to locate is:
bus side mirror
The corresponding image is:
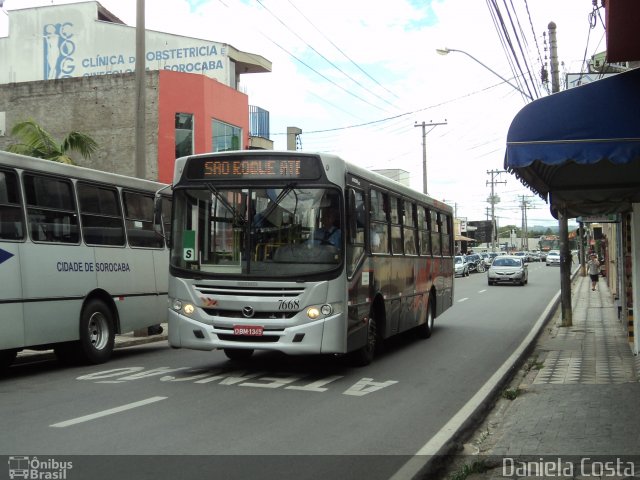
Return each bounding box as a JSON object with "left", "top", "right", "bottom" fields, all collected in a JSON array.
[{"left": 153, "top": 195, "right": 168, "bottom": 245}]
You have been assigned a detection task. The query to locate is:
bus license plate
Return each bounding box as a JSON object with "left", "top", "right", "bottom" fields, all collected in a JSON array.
[{"left": 233, "top": 326, "right": 264, "bottom": 336}]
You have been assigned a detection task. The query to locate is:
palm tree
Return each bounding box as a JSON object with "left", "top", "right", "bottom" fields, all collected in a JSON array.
[{"left": 6, "top": 119, "right": 98, "bottom": 164}]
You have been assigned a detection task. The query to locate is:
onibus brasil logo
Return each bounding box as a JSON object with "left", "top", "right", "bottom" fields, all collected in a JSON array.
[{"left": 8, "top": 456, "right": 73, "bottom": 479}]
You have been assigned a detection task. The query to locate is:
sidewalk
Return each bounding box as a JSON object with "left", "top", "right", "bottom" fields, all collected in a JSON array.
[{"left": 442, "top": 273, "right": 640, "bottom": 479}]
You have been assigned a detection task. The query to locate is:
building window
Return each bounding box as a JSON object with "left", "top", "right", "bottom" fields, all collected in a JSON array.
[
  {"left": 212, "top": 120, "right": 241, "bottom": 152},
  {"left": 175, "top": 113, "right": 194, "bottom": 159}
]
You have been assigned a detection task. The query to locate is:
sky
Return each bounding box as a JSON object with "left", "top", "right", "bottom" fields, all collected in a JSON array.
[{"left": 0, "top": 0, "right": 607, "bottom": 227}]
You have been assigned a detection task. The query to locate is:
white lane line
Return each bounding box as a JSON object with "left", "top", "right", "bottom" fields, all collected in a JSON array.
[
  {"left": 50, "top": 396, "right": 167, "bottom": 428},
  {"left": 457, "top": 297, "right": 469, "bottom": 303},
  {"left": 478, "top": 289, "right": 487, "bottom": 293}
]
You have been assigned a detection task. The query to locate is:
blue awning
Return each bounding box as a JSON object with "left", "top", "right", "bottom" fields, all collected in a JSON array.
[{"left": 504, "top": 68, "right": 640, "bottom": 217}]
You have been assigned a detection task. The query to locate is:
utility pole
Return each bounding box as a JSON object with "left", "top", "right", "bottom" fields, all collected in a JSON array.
[
  {"left": 135, "top": 0, "right": 146, "bottom": 179},
  {"left": 486, "top": 169, "right": 506, "bottom": 252},
  {"left": 548, "top": 21, "right": 560, "bottom": 93},
  {"left": 520, "top": 195, "right": 534, "bottom": 250},
  {"left": 415, "top": 120, "right": 447, "bottom": 194}
]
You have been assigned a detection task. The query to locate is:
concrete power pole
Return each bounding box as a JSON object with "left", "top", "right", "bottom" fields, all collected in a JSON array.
[
  {"left": 414, "top": 120, "right": 447, "bottom": 194},
  {"left": 520, "top": 195, "right": 533, "bottom": 250},
  {"left": 548, "top": 21, "right": 560, "bottom": 93},
  {"left": 486, "top": 169, "right": 506, "bottom": 252},
  {"left": 135, "top": 0, "right": 146, "bottom": 179}
]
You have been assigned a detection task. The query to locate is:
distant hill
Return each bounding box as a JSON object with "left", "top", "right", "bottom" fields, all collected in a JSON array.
[{"left": 531, "top": 224, "right": 578, "bottom": 234}]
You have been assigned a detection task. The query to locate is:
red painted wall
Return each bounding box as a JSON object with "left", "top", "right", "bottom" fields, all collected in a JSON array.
[{"left": 157, "top": 70, "right": 250, "bottom": 183}]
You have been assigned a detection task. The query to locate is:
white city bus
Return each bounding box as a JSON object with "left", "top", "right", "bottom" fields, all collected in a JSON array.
[
  {"left": 0, "top": 152, "right": 171, "bottom": 369},
  {"left": 166, "top": 151, "right": 454, "bottom": 365}
]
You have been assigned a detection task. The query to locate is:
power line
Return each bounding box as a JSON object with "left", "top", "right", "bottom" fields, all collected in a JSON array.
[{"left": 285, "top": 0, "right": 401, "bottom": 101}]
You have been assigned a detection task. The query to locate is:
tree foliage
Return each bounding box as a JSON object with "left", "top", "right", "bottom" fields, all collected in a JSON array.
[{"left": 6, "top": 119, "right": 98, "bottom": 164}]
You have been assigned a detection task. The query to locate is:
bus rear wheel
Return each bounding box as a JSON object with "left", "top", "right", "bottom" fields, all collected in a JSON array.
[
  {"left": 54, "top": 300, "right": 115, "bottom": 365},
  {"left": 224, "top": 348, "right": 254, "bottom": 361},
  {"left": 416, "top": 297, "right": 434, "bottom": 339},
  {"left": 79, "top": 299, "right": 115, "bottom": 364}
]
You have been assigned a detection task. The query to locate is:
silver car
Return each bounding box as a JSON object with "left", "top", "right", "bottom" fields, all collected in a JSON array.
[
  {"left": 487, "top": 255, "right": 528, "bottom": 286},
  {"left": 454, "top": 255, "right": 470, "bottom": 277},
  {"left": 546, "top": 250, "right": 561, "bottom": 266}
]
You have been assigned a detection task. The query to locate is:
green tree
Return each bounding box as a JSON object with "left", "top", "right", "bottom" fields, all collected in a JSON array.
[{"left": 6, "top": 119, "right": 98, "bottom": 164}]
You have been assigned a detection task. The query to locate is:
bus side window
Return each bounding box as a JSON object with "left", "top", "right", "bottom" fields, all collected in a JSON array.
[
  {"left": 0, "top": 170, "right": 25, "bottom": 240},
  {"left": 369, "top": 188, "right": 388, "bottom": 254},
  {"left": 23, "top": 173, "right": 79, "bottom": 244},
  {"left": 430, "top": 209, "right": 441, "bottom": 256},
  {"left": 123, "top": 191, "right": 164, "bottom": 248},
  {"left": 77, "top": 182, "right": 125, "bottom": 246},
  {"left": 390, "top": 196, "right": 403, "bottom": 255},
  {"left": 403, "top": 200, "right": 417, "bottom": 255},
  {"left": 418, "top": 206, "right": 431, "bottom": 256},
  {"left": 441, "top": 213, "right": 451, "bottom": 256}
]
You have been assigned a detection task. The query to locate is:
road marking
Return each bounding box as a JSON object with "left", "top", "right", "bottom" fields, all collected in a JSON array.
[
  {"left": 457, "top": 297, "right": 469, "bottom": 303},
  {"left": 478, "top": 289, "right": 487, "bottom": 293},
  {"left": 50, "top": 396, "right": 167, "bottom": 428}
]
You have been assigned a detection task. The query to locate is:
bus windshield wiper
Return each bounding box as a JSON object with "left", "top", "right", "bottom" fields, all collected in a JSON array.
[
  {"left": 205, "top": 183, "right": 245, "bottom": 225},
  {"left": 257, "top": 183, "right": 297, "bottom": 224}
]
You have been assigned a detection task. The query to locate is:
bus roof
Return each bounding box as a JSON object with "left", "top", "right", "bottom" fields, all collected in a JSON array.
[{"left": 0, "top": 151, "right": 169, "bottom": 193}]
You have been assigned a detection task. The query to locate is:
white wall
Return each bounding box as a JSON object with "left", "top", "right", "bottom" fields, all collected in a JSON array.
[{"left": 0, "top": 2, "right": 230, "bottom": 85}]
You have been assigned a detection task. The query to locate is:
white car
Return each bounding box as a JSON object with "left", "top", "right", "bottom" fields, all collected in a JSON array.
[
  {"left": 487, "top": 255, "right": 528, "bottom": 286},
  {"left": 546, "top": 250, "right": 561, "bottom": 266}
]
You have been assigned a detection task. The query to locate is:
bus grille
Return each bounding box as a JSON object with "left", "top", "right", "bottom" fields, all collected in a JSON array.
[
  {"left": 194, "top": 284, "right": 305, "bottom": 297},
  {"left": 202, "top": 309, "right": 296, "bottom": 319}
]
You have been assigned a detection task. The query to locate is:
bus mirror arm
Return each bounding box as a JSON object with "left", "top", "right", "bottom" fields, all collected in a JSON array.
[
  {"left": 347, "top": 189, "right": 357, "bottom": 242},
  {"left": 152, "top": 194, "right": 168, "bottom": 245}
]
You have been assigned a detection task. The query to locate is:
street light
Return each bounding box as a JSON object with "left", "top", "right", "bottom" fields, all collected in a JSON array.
[{"left": 436, "top": 47, "right": 533, "bottom": 101}]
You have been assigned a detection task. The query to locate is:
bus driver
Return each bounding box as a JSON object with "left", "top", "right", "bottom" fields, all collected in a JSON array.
[{"left": 312, "top": 208, "right": 341, "bottom": 247}]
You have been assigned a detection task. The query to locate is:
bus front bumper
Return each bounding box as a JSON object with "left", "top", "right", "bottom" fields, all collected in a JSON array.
[{"left": 168, "top": 310, "right": 345, "bottom": 355}]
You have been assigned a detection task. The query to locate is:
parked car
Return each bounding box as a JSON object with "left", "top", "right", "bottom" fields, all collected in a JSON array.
[
  {"left": 454, "top": 255, "right": 470, "bottom": 277},
  {"left": 487, "top": 255, "right": 528, "bottom": 286},
  {"left": 479, "top": 252, "right": 493, "bottom": 267},
  {"left": 466, "top": 253, "right": 485, "bottom": 272},
  {"left": 546, "top": 250, "right": 561, "bottom": 266}
]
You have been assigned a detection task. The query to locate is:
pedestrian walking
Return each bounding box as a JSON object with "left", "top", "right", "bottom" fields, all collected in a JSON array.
[{"left": 587, "top": 253, "right": 600, "bottom": 291}]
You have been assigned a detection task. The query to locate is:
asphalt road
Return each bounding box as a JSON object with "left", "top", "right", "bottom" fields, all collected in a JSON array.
[{"left": 1, "top": 261, "right": 561, "bottom": 479}]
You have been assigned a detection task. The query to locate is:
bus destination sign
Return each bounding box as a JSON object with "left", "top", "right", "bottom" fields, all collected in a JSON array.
[{"left": 186, "top": 156, "right": 322, "bottom": 180}]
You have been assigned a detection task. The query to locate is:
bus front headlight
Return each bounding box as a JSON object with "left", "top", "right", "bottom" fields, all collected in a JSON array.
[
  {"left": 306, "top": 302, "right": 341, "bottom": 319},
  {"left": 170, "top": 298, "right": 195, "bottom": 316}
]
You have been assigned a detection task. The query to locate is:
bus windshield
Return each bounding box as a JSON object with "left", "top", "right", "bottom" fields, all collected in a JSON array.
[{"left": 171, "top": 185, "right": 343, "bottom": 277}]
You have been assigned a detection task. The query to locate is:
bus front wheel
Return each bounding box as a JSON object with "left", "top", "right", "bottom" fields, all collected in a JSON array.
[{"left": 350, "top": 312, "right": 378, "bottom": 366}]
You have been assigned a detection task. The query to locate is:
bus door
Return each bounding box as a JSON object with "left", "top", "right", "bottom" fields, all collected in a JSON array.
[{"left": 0, "top": 169, "right": 26, "bottom": 350}]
